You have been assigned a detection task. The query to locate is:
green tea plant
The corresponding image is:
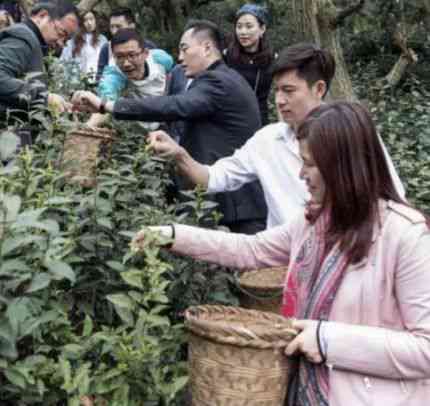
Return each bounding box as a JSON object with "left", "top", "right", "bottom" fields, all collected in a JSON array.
[
  {"left": 0, "top": 78, "right": 239, "bottom": 404},
  {"left": 353, "top": 64, "right": 430, "bottom": 214}
]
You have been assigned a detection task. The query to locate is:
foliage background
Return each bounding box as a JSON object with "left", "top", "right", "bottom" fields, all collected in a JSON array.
[
  {"left": 0, "top": 0, "right": 429, "bottom": 404},
  {"left": 92, "top": 0, "right": 430, "bottom": 212}
]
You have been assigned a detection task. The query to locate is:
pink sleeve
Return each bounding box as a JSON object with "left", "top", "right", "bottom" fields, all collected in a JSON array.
[
  {"left": 324, "top": 223, "right": 430, "bottom": 379},
  {"left": 171, "top": 224, "right": 291, "bottom": 270}
]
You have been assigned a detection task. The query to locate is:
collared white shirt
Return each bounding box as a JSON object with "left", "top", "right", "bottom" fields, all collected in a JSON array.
[
  {"left": 207, "top": 122, "right": 405, "bottom": 229},
  {"left": 207, "top": 122, "right": 308, "bottom": 228}
]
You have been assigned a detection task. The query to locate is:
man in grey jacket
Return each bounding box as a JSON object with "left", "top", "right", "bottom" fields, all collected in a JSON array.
[{"left": 0, "top": 0, "right": 79, "bottom": 124}]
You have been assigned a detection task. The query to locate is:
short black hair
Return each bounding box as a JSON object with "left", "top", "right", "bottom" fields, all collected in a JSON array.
[
  {"left": 31, "top": 0, "right": 78, "bottom": 20},
  {"left": 111, "top": 28, "right": 145, "bottom": 50},
  {"left": 110, "top": 7, "right": 135, "bottom": 25},
  {"left": 184, "top": 19, "right": 224, "bottom": 52},
  {"left": 272, "top": 43, "right": 336, "bottom": 96}
]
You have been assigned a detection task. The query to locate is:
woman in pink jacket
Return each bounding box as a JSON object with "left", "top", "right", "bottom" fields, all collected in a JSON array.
[{"left": 132, "top": 101, "right": 430, "bottom": 406}]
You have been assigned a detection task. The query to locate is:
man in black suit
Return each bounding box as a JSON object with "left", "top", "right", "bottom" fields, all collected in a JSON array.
[{"left": 72, "top": 20, "right": 267, "bottom": 234}]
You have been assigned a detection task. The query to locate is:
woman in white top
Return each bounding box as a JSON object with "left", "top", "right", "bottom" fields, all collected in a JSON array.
[{"left": 61, "top": 10, "right": 107, "bottom": 81}]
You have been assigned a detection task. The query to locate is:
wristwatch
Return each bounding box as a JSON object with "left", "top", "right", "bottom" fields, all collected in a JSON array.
[{"left": 99, "top": 97, "right": 108, "bottom": 114}]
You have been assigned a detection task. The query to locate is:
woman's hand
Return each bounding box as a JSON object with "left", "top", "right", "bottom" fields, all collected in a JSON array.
[
  {"left": 130, "top": 226, "right": 174, "bottom": 252},
  {"left": 131, "top": 229, "right": 147, "bottom": 253},
  {"left": 285, "top": 319, "right": 324, "bottom": 364}
]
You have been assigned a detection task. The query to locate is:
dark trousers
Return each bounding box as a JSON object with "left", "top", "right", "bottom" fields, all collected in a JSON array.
[{"left": 227, "top": 219, "right": 266, "bottom": 235}]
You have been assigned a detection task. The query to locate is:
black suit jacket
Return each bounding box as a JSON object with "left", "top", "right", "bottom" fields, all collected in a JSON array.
[{"left": 113, "top": 60, "right": 267, "bottom": 225}]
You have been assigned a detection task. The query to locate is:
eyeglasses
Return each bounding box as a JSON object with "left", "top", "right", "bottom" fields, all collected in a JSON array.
[
  {"left": 53, "top": 20, "right": 70, "bottom": 42},
  {"left": 114, "top": 51, "right": 143, "bottom": 64}
]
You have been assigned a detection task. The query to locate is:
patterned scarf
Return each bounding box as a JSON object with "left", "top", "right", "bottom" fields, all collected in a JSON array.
[{"left": 282, "top": 209, "right": 350, "bottom": 406}]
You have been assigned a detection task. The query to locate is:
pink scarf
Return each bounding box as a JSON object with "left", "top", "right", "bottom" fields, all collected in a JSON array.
[{"left": 282, "top": 209, "right": 350, "bottom": 405}]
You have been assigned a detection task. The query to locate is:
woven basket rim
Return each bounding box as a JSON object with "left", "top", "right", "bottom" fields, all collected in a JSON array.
[
  {"left": 66, "top": 127, "right": 116, "bottom": 141},
  {"left": 239, "top": 266, "right": 287, "bottom": 291},
  {"left": 185, "top": 305, "right": 297, "bottom": 349}
]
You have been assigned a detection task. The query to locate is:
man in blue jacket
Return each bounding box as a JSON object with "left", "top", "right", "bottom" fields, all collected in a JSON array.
[
  {"left": 73, "top": 20, "right": 267, "bottom": 234},
  {"left": 96, "top": 7, "right": 157, "bottom": 81}
]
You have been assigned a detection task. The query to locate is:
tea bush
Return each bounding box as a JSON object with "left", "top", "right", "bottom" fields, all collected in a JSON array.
[
  {"left": 352, "top": 63, "right": 430, "bottom": 214},
  {"left": 0, "top": 82, "right": 238, "bottom": 404}
]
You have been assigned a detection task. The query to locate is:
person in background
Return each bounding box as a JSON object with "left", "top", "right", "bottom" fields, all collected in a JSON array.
[
  {"left": 146, "top": 43, "right": 405, "bottom": 229},
  {"left": 72, "top": 19, "right": 268, "bottom": 234},
  {"left": 0, "top": 0, "right": 78, "bottom": 120},
  {"left": 86, "top": 28, "right": 172, "bottom": 129},
  {"left": 132, "top": 101, "right": 430, "bottom": 406},
  {"left": 60, "top": 10, "right": 107, "bottom": 81},
  {"left": 96, "top": 7, "right": 157, "bottom": 81},
  {"left": 224, "top": 3, "right": 276, "bottom": 125},
  {"left": 0, "top": 1, "right": 22, "bottom": 29},
  {"left": 0, "top": 9, "right": 14, "bottom": 30}
]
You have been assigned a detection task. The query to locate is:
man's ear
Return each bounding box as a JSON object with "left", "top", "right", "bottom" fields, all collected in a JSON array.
[
  {"left": 314, "top": 79, "right": 327, "bottom": 98},
  {"left": 203, "top": 40, "right": 212, "bottom": 55},
  {"left": 32, "top": 9, "right": 51, "bottom": 26},
  {"left": 35, "top": 9, "right": 49, "bottom": 20}
]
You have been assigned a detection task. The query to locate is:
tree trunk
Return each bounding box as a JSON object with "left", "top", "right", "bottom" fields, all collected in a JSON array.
[
  {"left": 289, "top": 0, "right": 361, "bottom": 101},
  {"left": 422, "top": 0, "right": 430, "bottom": 39},
  {"left": 384, "top": 24, "right": 418, "bottom": 87}
]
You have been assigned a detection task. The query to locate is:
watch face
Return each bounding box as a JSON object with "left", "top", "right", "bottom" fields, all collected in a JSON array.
[{"left": 99, "top": 98, "right": 107, "bottom": 114}]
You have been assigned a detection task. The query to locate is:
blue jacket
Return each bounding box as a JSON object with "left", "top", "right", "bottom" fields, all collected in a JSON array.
[{"left": 97, "top": 49, "right": 174, "bottom": 101}]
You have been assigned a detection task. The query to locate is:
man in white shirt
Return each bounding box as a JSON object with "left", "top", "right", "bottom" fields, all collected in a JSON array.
[{"left": 134, "top": 43, "right": 406, "bottom": 227}]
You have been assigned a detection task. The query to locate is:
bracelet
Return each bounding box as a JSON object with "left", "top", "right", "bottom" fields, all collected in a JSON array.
[
  {"left": 99, "top": 98, "right": 107, "bottom": 114},
  {"left": 165, "top": 224, "right": 175, "bottom": 249},
  {"left": 316, "top": 320, "right": 327, "bottom": 364}
]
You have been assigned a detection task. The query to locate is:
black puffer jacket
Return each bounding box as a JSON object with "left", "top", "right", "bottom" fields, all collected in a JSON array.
[
  {"left": 224, "top": 49, "right": 274, "bottom": 126},
  {"left": 113, "top": 60, "right": 268, "bottom": 226},
  {"left": 0, "top": 20, "right": 48, "bottom": 115}
]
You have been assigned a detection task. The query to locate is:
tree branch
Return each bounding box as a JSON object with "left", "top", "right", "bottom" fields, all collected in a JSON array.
[
  {"left": 333, "top": 0, "right": 365, "bottom": 28},
  {"left": 77, "top": 0, "right": 103, "bottom": 14},
  {"left": 384, "top": 22, "right": 419, "bottom": 87}
]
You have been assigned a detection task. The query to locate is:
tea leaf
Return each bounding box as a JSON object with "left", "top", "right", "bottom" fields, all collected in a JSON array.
[
  {"left": 45, "top": 259, "right": 76, "bottom": 284},
  {"left": 26, "top": 273, "right": 51, "bottom": 293}
]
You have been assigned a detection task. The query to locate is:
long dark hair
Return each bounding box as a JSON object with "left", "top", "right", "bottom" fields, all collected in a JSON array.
[
  {"left": 226, "top": 13, "right": 273, "bottom": 67},
  {"left": 297, "top": 102, "right": 405, "bottom": 263},
  {"left": 73, "top": 10, "right": 102, "bottom": 58}
]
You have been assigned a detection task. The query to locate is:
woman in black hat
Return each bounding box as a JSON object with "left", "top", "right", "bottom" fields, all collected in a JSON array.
[{"left": 224, "top": 4, "right": 276, "bottom": 125}]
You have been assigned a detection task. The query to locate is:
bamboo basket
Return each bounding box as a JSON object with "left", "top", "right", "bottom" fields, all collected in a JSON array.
[
  {"left": 62, "top": 127, "right": 115, "bottom": 187},
  {"left": 238, "top": 267, "right": 287, "bottom": 314},
  {"left": 185, "top": 305, "right": 297, "bottom": 406}
]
